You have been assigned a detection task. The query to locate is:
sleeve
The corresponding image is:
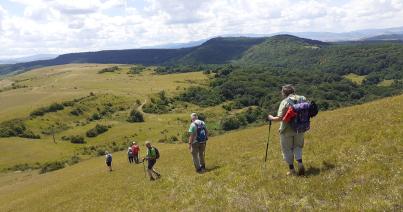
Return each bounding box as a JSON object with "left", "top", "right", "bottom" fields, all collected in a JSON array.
[
  {"left": 277, "top": 100, "right": 288, "bottom": 118},
  {"left": 188, "top": 123, "right": 196, "bottom": 134}
]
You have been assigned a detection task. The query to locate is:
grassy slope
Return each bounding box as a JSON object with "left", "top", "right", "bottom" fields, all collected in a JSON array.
[
  {"left": 0, "top": 94, "right": 401, "bottom": 211},
  {"left": 0, "top": 64, "right": 208, "bottom": 169}
]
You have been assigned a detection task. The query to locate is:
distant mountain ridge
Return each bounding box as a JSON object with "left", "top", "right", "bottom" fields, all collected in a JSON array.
[
  {"left": 0, "top": 54, "right": 58, "bottom": 65},
  {"left": 2, "top": 29, "right": 403, "bottom": 75},
  {"left": 363, "top": 34, "right": 403, "bottom": 41},
  {"left": 0, "top": 37, "right": 267, "bottom": 75}
]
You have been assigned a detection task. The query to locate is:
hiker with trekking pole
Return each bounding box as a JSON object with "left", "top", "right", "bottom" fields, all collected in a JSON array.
[
  {"left": 267, "top": 84, "right": 318, "bottom": 176},
  {"left": 142, "top": 141, "right": 161, "bottom": 181}
]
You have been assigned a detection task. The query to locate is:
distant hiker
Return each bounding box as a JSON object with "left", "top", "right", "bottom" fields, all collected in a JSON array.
[
  {"left": 131, "top": 141, "right": 140, "bottom": 164},
  {"left": 142, "top": 141, "right": 161, "bottom": 181},
  {"left": 188, "top": 113, "right": 208, "bottom": 173},
  {"left": 268, "top": 84, "right": 317, "bottom": 176},
  {"left": 105, "top": 151, "right": 112, "bottom": 172},
  {"left": 128, "top": 147, "right": 134, "bottom": 163}
]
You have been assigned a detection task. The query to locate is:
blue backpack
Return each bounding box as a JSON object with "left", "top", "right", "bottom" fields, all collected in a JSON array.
[
  {"left": 288, "top": 98, "right": 318, "bottom": 133},
  {"left": 106, "top": 154, "right": 112, "bottom": 163},
  {"left": 195, "top": 122, "right": 208, "bottom": 143}
]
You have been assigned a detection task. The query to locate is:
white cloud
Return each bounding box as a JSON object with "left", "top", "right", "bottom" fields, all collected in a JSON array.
[{"left": 0, "top": 0, "right": 403, "bottom": 58}]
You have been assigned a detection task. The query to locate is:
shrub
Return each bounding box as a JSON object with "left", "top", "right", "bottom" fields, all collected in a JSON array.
[
  {"left": 128, "top": 65, "right": 146, "bottom": 74},
  {"left": 88, "top": 113, "right": 101, "bottom": 121},
  {"left": 30, "top": 103, "right": 64, "bottom": 117},
  {"left": 48, "top": 103, "right": 64, "bottom": 112},
  {"left": 127, "top": 110, "right": 144, "bottom": 122},
  {"left": 70, "top": 135, "right": 85, "bottom": 144},
  {"left": 221, "top": 117, "right": 241, "bottom": 131},
  {"left": 0, "top": 119, "right": 40, "bottom": 139},
  {"left": 70, "top": 107, "right": 84, "bottom": 116},
  {"left": 98, "top": 66, "right": 119, "bottom": 74},
  {"left": 39, "top": 161, "right": 65, "bottom": 174},
  {"left": 67, "top": 156, "right": 81, "bottom": 165},
  {"left": 86, "top": 124, "right": 109, "bottom": 137}
]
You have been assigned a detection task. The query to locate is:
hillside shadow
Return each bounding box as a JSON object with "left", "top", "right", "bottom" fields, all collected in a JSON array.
[
  {"left": 204, "top": 165, "right": 221, "bottom": 172},
  {"left": 305, "top": 161, "right": 335, "bottom": 177}
]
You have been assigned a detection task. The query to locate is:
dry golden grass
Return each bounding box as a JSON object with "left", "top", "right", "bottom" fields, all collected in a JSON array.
[{"left": 0, "top": 94, "right": 401, "bottom": 211}]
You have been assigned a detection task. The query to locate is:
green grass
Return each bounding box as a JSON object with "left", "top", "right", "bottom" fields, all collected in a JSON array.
[
  {"left": 0, "top": 94, "right": 401, "bottom": 211},
  {"left": 344, "top": 73, "right": 366, "bottom": 85},
  {"left": 378, "top": 79, "right": 394, "bottom": 87},
  {"left": 0, "top": 64, "right": 209, "bottom": 170}
]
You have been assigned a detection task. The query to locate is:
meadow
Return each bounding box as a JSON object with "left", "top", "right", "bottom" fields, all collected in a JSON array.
[{"left": 0, "top": 64, "right": 401, "bottom": 211}]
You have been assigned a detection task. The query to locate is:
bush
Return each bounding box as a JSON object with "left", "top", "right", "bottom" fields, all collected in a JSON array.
[
  {"left": 86, "top": 124, "right": 109, "bottom": 137},
  {"left": 221, "top": 117, "right": 241, "bottom": 131},
  {"left": 70, "top": 107, "right": 84, "bottom": 116},
  {"left": 127, "top": 109, "right": 144, "bottom": 122},
  {"left": 0, "top": 119, "right": 40, "bottom": 139},
  {"left": 48, "top": 103, "right": 64, "bottom": 112},
  {"left": 39, "top": 161, "right": 65, "bottom": 174},
  {"left": 70, "top": 135, "right": 85, "bottom": 144},
  {"left": 128, "top": 65, "right": 146, "bottom": 74},
  {"left": 88, "top": 113, "right": 101, "bottom": 121},
  {"left": 98, "top": 66, "right": 119, "bottom": 74},
  {"left": 30, "top": 103, "right": 64, "bottom": 117}
]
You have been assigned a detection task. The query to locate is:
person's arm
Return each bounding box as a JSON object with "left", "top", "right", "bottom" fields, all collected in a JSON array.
[
  {"left": 188, "top": 133, "right": 195, "bottom": 149},
  {"left": 268, "top": 115, "right": 281, "bottom": 122},
  {"left": 205, "top": 127, "right": 209, "bottom": 140}
]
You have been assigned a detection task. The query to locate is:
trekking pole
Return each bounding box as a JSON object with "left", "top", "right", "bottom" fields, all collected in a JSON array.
[
  {"left": 264, "top": 120, "right": 272, "bottom": 162},
  {"left": 142, "top": 156, "right": 147, "bottom": 178}
]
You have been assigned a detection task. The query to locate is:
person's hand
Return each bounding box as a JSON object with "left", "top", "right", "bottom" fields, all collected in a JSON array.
[{"left": 268, "top": 115, "right": 274, "bottom": 121}]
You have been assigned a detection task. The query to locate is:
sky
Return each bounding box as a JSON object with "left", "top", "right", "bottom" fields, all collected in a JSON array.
[{"left": 0, "top": 0, "right": 402, "bottom": 58}]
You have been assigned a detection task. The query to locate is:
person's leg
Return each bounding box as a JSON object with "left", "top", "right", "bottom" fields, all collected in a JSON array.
[
  {"left": 293, "top": 133, "right": 305, "bottom": 175},
  {"left": 191, "top": 143, "right": 201, "bottom": 171},
  {"left": 147, "top": 160, "right": 156, "bottom": 180},
  {"left": 199, "top": 143, "right": 206, "bottom": 170},
  {"left": 135, "top": 154, "right": 139, "bottom": 164},
  {"left": 151, "top": 161, "right": 161, "bottom": 178},
  {"left": 280, "top": 133, "right": 296, "bottom": 175}
]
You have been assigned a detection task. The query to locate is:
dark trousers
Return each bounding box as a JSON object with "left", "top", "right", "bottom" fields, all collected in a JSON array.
[
  {"left": 133, "top": 153, "right": 139, "bottom": 164},
  {"left": 128, "top": 156, "right": 134, "bottom": 163}
]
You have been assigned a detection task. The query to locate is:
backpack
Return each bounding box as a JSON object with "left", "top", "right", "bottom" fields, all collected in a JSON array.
[
  {"left": 154, "top": 147, "right": 160, "bottom": 159},
  {"left": 287, "top": 98, "right": 319, "bottom": 133},
  {"left": 195, "top": 122, "right": 207, "bottom": 143},
  {"left": 106, "top": 154, "right": 112, "bottom": 163}
]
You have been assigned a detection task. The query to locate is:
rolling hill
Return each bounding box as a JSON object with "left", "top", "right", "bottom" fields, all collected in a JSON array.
[
  {"left": 0, "top": 37, "right": 267, "bottom": 75},
  {"left": 0, "top": 93, "right": 401, "bottom": 211}
]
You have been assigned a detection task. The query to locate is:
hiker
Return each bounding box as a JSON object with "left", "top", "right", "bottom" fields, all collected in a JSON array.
[
  {"left": 127, "top": 147, "right": 134, "bottom": 163},
  {"left": 268, "top": 84, "right": 306, "bottom": 176},
  {"left": 105, "top": 151, "right": 112, "bottom": 172},
  {"left": 188, "top": 113, "right": 208, "bottom": 173},
  {"left": 131, "top": 141, "right": 140, "bottom": 164},
  {"left": 142, "top": 141, "right": 161, "bottom": 181}
]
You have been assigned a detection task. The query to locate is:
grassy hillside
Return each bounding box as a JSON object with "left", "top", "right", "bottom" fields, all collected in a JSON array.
[
  {"left": 0, "top": 94, "right": 401, "bottom": 211},
  {"left": 0, "top": 64, "right": 212, "bottom": 170}
]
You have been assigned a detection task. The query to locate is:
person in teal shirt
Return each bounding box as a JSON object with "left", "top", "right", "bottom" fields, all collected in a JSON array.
[
  {"left": 142, "top": 141, "right": 161, "bottom": 181},
  {"left": 188, "top": 113, "right": 208, "bottom": 173}
]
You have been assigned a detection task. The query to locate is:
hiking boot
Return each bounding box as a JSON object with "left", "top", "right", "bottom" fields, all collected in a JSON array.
[
  {"left": 200, "top": 165, "right": 206, "bottom": 171},
  {"left": 156, "top": 173, "right": 161, "bottom": 178},
  {"left": 196, "top": 168, "right": 203, "bottom": 174},
  {"left": 150, "top": 177, "right": 156, "bottom": 181},
  {"left": 287, "top": 169, "right": 297, "bottom": 176},
  {"left": 298, "top": 164, "right": 305, "bottom": 176}
]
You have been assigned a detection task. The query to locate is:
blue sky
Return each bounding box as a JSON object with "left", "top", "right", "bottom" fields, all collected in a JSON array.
[{"left": 0, "top": 0, "right": 402, "bottom": 58}]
